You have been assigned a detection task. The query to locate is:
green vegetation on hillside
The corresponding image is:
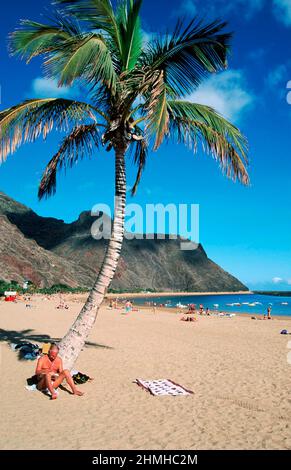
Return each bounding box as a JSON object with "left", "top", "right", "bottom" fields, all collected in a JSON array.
[{"left": 0, "top": 280, "right": 88, "bottom": 296}]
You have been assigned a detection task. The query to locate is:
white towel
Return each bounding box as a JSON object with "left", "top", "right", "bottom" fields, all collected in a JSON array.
[
  {"left": 135, "top": 379, "right": 193, "bottom": 396},
  {"left": 25, "top": 384, "right": 37, "bottom": 392}
]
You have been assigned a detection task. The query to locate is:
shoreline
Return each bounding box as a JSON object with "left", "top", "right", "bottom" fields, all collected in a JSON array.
[
  {"left": 133, "top": 304, "right": 291, "bottom": 321},
  {"left": 106, "top": 290, "right": 253, "bottom": 299},
  {"left": 18, "top": 292, "right": 290, "bottom": 319}
]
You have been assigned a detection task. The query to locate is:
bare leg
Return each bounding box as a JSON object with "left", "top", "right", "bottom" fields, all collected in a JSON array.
[
  {"left": 44, "top": 373, "right": 58, "bottom": 399},
  {"left": 36, "top": 375, "right": 46, "bottom": 391},
  {"left": 53, "top": 370, "right": 84, "bottom": 396}
]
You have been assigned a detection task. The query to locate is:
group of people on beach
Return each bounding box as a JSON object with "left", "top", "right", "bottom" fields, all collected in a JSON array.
[
  {"left": 182, "top": 304, "right": 272, "bottom": 321},
  {"left": 26, "top": 299, "right": 274, "bottom": 402},
  {"left": 108, "top": 298, "right": 134, "bottom": 314},
  {"left": 107, "top": 298, "right": 273, "bottom": 320}
]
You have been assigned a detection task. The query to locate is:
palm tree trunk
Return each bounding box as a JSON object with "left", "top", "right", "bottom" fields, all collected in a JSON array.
[{"left": 58, "top": 144, "right": 127, "bottom": 370}]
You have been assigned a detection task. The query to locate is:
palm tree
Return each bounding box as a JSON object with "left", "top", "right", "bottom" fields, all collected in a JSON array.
[{"left": 0, "top": 0, "right": 249, "bottom": 370}]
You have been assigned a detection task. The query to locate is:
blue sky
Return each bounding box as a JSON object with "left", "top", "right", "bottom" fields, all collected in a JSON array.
[{"left": 0, "top": 0, "right": 291, "bottom": 290}]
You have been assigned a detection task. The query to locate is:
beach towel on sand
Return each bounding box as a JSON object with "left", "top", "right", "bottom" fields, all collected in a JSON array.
[{"left": 135, "top": 379, "right": 193, "bottom": 396}]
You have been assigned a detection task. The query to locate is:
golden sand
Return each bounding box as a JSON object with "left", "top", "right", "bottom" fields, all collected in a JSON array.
[{"left": 0, "top": 295, "right": 290, "bottom": 450}]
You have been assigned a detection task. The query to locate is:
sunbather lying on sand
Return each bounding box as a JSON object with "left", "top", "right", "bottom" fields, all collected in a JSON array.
[
  {"left": 35, "top": 343, "right": 83, "bottom": 400},
  {"left": 180, "top": 316, "right": 197, "bottom": 322}
]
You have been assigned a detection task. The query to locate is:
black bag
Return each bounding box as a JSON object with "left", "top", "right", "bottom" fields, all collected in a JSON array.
[
  {"left": 72, "top": 372, "right": 91, "bottom": 384},
  {"left": 26, "top": 375, "right": 39, "bottom": 386}
]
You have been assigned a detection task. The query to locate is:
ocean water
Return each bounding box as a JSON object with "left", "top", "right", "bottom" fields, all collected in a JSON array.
[{"left": 129, "top": 293, "right": 291, "bottom": 317}]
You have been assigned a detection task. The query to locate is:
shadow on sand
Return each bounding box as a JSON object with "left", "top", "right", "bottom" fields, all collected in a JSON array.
[{"left": 0, "top": 328, "right": 113, "bottom": 356}]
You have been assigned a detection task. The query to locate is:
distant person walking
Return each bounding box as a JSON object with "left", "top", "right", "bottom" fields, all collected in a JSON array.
[
  {"left": 264, "top": 306, "right": 272, "bottom": 320},
  {"left": 124, "top": 300, "right": 133, "bottom": 314}
]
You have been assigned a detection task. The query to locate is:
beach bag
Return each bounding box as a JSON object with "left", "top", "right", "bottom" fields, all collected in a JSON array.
[
  {"left": 18, "top": 343, "right": 40, "bottom": 360},
  {"left": 72, "top": 372, "right": 91, "bottom": 384}
]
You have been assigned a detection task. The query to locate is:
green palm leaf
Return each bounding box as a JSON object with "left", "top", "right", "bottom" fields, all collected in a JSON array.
[
  {"left": 5, "top": 2, "right": 249, "bottom": 195},
  {"left": 38, "top": 123, "right": 101, "bottom": 199},
  {"left": 45, "top": 33, "right": 117, "bottom": 92},
  {"left": 144, "top": 71, "right": 171, "bottom": 150},
  {"left": 117, "top": 0, "right": 143, "bottom": 71},
  {"left": 141, "top": 19, "right": 231, "bottom": 97},
  {"left": 168, "top": 100, "right": 249, "bottom": 184},
  {"left": 0, "top": 98, "right": 97, "bottom": 161},
  {"left": 129, "top": 124, "right": 148, "bottom": 195},
  {"left": 55, "top": 0, "right": 123, "bottom": 56},
  {"left": 9, "top": 14, "right": 81, "bottom": 62}
]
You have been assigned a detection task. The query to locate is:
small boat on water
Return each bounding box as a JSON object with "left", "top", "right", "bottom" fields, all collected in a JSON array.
[
  {"left": 226, "top": 302, "right": 241, "bottom": 307},
  {"left": 281, "top": 302, "right": 288, "bottom": 305},
  {"left": 213, "top": 304, "right": 219, "bottom": 307},
  {"left": 176, "top": 302, "right": 187, "bottom": 308}
]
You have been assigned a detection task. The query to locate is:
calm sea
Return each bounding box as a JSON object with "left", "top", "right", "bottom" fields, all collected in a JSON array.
[{"left": 129, "top": 293, "right": 291, "bottom": 317}]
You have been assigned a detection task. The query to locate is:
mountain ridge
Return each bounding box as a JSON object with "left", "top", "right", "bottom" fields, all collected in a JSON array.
[{"left": 0, "top": 191, "right": 248, "bottom": 292}]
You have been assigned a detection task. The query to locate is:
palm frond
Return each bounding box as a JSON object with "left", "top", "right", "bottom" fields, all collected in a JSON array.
[
  {"left": 130, "top": 134, "right": 148, "bottom": 196},
  {"left": 141, "top": 18, "right": 232, "bottom": 97},
  {"left": 54, "top": 0, "right": 123, "bottom": 55},
  {"left": 45, "top": 32, "right": 117, "bottom": 92},
  {"left": 117, "top": 0, "right": 143, "bottom": 71},
  {"left": 145, "top": 71, "right": 170, "bottom": 150},
  {"left": 38, "top": 123, "right": 101, "bottom": 199},
  {"left": 168, "top": 100, "right": 249, "bottom": 184},
  {"left": 9, "top": 13, "right": 81, "bottom": 63},
  {"left": 0, "top": 98, "right": 97, "bottom": 162}
]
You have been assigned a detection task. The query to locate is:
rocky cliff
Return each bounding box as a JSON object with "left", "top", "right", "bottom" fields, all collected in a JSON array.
[{"left": 0, "top": 192, "right": 248, "bottom": 291}]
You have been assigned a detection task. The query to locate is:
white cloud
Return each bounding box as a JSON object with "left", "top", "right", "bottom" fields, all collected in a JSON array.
[
  {"left": 273, "top": 0, "right": 291, "bottom": 26},
  {"left": 265, "top": 62, "right": 291, "bottom": 101},
  {"left": 266, "top": 63, "right": 289, "bottom": 88},
  {"left": 176, "top": 0, "right": 197, "bottom": 16},
  {"left": 186, "top": 70, "right": 254, "bottom": 122},
  {"left": 28, "top": 77, "right": 82, "bottom": 99},
  {"left": 172, "top": 1, "right": 291, "bottom": 27},
  {"left": 272, "top": 277, "right": 284, "bottom": 284},
  {"left": 173, "top": 0, "right": 264, "bottom": 20}
]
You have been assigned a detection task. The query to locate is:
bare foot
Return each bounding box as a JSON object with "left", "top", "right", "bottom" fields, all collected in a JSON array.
[
  {"left": 51, "top": 393, "right": 58, "bottom": 400},
  {"left": 74, "top": 390, "right": 84, "bottom": 396}
]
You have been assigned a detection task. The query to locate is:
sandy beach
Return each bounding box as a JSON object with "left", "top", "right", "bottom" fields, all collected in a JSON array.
[{"left": 0, "top": 295, "right": 290, "bottom": 450}]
